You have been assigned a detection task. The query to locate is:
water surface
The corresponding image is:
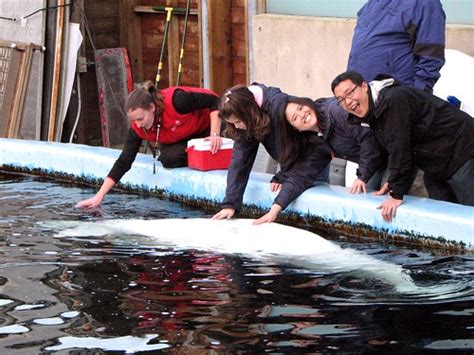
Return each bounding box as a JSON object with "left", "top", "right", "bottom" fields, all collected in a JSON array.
[{"left": 0, "top": 172, "right": 473, "bottom": 353}]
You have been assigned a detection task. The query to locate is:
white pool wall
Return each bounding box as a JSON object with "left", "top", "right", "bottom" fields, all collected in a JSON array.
[{"left": 0, "top": 138, "right": 472, "bottom": 248}]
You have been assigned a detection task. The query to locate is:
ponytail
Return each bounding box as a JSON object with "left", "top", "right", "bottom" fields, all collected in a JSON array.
[{"left": 125, "top": 80, "right": 164, "bottom": 115}]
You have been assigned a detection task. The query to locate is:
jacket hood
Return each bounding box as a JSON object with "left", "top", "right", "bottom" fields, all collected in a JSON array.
[{"left": 369, "top": 78, "right": 396, "bottom": 105}]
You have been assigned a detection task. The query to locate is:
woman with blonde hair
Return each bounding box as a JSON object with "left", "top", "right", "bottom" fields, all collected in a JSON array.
[{"left": 77, "top": 81, "right": 222, "bottom": 208}]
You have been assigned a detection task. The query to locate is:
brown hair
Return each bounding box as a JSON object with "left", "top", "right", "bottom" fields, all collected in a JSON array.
[
  {"left": 218, "top": 85, "right": 270, "bottom": 141},
  {"left": 125, "top": 80, "right": 165, "bottom": 116}
]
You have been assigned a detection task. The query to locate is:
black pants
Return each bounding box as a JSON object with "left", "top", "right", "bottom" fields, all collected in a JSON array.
[
  {"left": 423, "top": 158, "right": 474, "bottom": 206},
  {"left": 158, "top": 130, "right": 208, "bottom": 168}
]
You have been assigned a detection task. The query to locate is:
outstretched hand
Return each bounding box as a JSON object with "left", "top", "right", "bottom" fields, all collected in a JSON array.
[
  {"left": 253, "top": 204, "right": 282, "bottom": 225},
  {"left": 349, "top": 178, "right": 367, "bottom": 194},
  {"left": 211, "top": 208, "right": 235, "bottom": 220},
  {"left": 377, "top": 197, "right": 403, "bottom": 222},
  {"left": 76, "top": 195, "right": 102, "bottom": 209}
]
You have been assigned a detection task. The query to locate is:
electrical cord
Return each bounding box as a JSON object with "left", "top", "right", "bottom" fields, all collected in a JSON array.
[{"left": 0, "top": 3, "right": 73, "bottom": 22}]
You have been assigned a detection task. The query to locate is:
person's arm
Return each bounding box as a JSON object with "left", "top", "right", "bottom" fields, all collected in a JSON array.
[
  {"left": 213, "top": 136, "right": 260, "bottom": 218},
  {"left": 207, "top": 110, "right": 222, "bottom": 153},
  {"left": 410, "top": 2, "right": 446, "bottom": 91},
  {"left": 76, "top": 177, "right": 116, "bottom": 208},
  {"left": 352, "top": 125, "right": 386, "bottom": 193},
  {"left": 76, "top": 128, "right": 142, "bottom": 208},
  {"left": 378, "top": 91, "right": 417, "bottom": 200},
  {"left": 273, "top": 139, "right": 332, "bottom": 211},
  {"left": 173, "top": 89, "right": 222, "bottom": 152}
]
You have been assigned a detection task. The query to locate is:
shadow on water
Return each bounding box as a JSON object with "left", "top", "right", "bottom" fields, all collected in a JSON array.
[{"left": 0, "top": 172, "right": 473, "bottom": 353}]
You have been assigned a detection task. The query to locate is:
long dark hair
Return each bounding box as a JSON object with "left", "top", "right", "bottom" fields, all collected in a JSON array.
[
  {"left": 125, "top": 80, "right": 165, "bottom": 116},
  {"left": 279, "top": 96, "right": 320, "bottom": 168},
  {"left": 218, "top": 85, "right": 270, "bottom": 141}
]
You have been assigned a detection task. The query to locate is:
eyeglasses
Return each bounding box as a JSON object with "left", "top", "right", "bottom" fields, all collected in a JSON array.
[{"left": 336, "top": 85, "right": 359, "bottom": 106}]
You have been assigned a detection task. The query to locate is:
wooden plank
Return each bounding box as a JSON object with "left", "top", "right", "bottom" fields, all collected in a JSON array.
[
  {"left": 85, "top": 0, "right": 119, "bottom": 18},
  {"left": 166, "top": 0, "right": 180, "bottom": 87},
  {"left": 257, "top": 0, "right": 266, "bottom": 14},
  {"left": 48, "top": 0, "right": 65, "bottom": 142},
  {"left": 207, "top": 0, "right": 232, "bottom": 95},
  {"left": 197, "top": 0, "right": 203, "bottom": 87},
  {"left": 7, "top": 45, "right": 35, "bottom": 138},
  {"left": 243, "top": 0, "right": 250, "bottom": 84},
  {"left": 120, "top": 0, "right": 144, "bottom": 83},
  {"left": 0, "top": 48, "right": 20, "bottom": 137}
]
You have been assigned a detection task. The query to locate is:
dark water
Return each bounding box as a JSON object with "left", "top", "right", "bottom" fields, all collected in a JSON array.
[{"left": 0, "top": 172, "right": 473, "bottom": 353}]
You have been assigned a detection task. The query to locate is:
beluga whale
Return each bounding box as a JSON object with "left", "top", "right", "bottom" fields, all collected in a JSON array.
[{"left": 51, "top": 218, "right": 422, "bottom": 293}]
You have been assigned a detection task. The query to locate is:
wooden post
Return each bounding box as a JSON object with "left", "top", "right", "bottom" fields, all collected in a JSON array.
[
  {"left": 206, "top": 0, "right": 232, "bottom": 95},
  {"left": 166, "top": 0, "right": 180, "bottom": 87},
  {"left": 48, "top": 0, "right": 65, "bottom": 141},
  {"left": 197, "top": 0, "right": 204, "bottom": 87},
  {"left": 120, "top": 0, "right": 144, "bottom": 83}
]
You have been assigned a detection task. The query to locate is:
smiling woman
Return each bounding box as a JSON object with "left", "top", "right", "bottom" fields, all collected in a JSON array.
[
  {"left": 213, "top": 83, "right": 331, "bottom": 224},
  {"left": 282, "top": 94, "right": 386, "bottom": 195}
]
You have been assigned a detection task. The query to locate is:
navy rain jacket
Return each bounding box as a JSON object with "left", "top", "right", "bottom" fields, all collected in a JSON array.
[
  {"left": 222, "top": 83, "right": 332, "bottom": 211},
  {"left": 315, "top": 97, "right": 386, "bottom": 183},
  {"left": 348, "top": 0, "right": 445, "bottom": 91}
]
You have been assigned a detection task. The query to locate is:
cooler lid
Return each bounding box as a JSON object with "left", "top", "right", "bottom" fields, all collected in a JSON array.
[{"left": 187, "top": 138, "right": 234, "bottom": 151}]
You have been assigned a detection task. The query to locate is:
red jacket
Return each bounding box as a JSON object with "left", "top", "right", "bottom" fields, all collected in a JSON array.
[{"left": 131, "top": 86, "right": 215, "bottom": 144}]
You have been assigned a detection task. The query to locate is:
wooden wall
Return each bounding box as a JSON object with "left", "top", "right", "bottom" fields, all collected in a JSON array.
[
  {"left": 140, "top": 0, "right": 201, "bottom": 88},
  {"left": 230, "top": 0, "right": 248, "bottom": 85}
]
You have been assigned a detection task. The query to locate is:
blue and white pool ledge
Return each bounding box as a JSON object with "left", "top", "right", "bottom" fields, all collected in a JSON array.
[{"left": 1, "top": 138, "right": 472, "bottom": 250}]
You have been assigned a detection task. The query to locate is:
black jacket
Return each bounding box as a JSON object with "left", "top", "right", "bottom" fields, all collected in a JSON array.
[
  {"left": 222, "top": 83, "right": 332, "bottom": 211},
  {"left": 315, "top": 97, "right": 386, "bottom": 183},
  {"left": 349, "top": 79, "right": 474, "bottom": 199}
]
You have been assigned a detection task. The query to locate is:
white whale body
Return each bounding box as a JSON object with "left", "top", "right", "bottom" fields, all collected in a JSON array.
[{"left": 51, "top": 218, "right": 421, "bottom": 293}]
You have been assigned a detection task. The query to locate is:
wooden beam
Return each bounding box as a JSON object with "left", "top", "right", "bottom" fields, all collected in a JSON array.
[
  {"left": 166, "top": 0, "right": 180, "bottom": 87},
  {"left": 48, "top": 0, "right": 65, "bottom": 142},
  {"left": 120, "top": 0, "right": 144, "bottom": 83},
  {"left": 197, "top": 0, "right": 204, "bottom": 87},
  {"left": 257, "top": 0, "right": 266, "bottom": 14},
  {"left": 207, "top": 0, "right": 232, "bottom": 95},
  {"left": 244, "top": 0, "right": 250, "bottom": 84}
]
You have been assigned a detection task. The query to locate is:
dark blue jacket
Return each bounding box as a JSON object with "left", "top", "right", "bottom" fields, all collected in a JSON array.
[
  {"left": 222, "top": 84, "right": 332, "bottom": 211},
  {"left": 348, "top": 0, "right": 445, "bottom": 91},
  {"left": 315, "top": 97, "right": 386, "bottom": 183}
]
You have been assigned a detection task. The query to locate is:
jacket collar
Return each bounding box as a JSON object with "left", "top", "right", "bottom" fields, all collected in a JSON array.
[
  {"left": 347, "top": 78, "right": 396, "bottom": 125},
  {"left": 314, "top": 97, "right": 334, "bottom": 141}
]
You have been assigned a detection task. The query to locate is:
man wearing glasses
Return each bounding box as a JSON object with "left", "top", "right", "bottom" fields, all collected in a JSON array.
[{"left": 331, "top": 71, "right": 474, "bottom": 222}]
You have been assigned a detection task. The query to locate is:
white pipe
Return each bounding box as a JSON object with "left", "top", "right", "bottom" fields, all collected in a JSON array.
[{"left": 201, "top": 0, "right": 210, "bottom": 89}]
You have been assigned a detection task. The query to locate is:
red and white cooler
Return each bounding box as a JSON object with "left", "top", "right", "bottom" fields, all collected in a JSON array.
[{"left": 186, "top": 138, "right": 234, "bottom": 171}]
